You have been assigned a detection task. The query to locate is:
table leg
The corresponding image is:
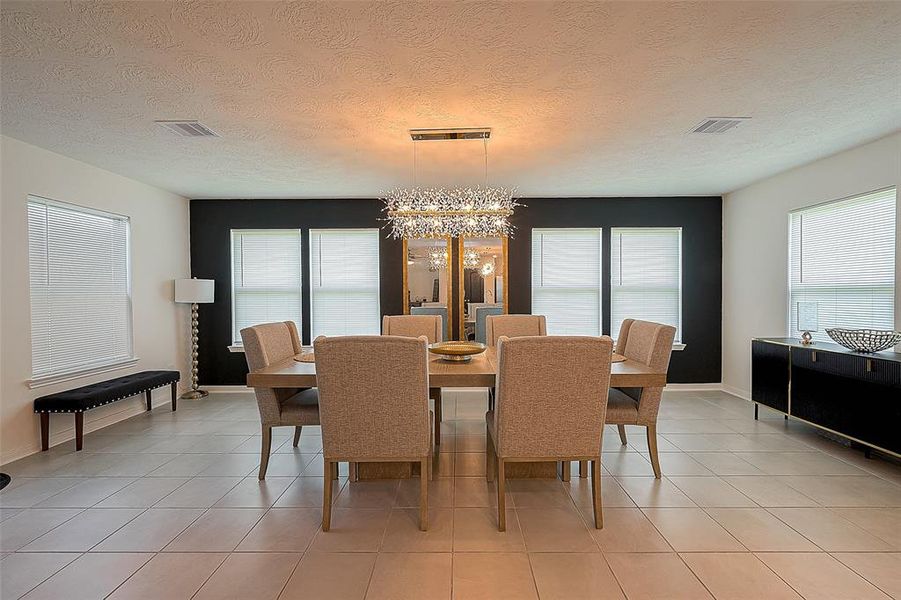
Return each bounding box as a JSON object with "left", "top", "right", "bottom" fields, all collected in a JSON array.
[{"left": 430, "top": 387, "right": 441, "bottom": 445}]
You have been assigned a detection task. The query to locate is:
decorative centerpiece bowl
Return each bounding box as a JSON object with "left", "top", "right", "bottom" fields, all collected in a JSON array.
[
  {"left": 825, "top": 328, "right": 901, "bottom": 353},
  {"left": 428, "top": 341, "right": 487, "bottom": 362}
]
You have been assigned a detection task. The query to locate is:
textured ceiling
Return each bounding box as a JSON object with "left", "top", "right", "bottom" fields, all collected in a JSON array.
[{"left": 1, "top": 1, "right": 900, "bottom": 199}]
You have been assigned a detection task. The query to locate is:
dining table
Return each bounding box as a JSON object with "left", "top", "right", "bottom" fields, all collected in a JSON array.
[{"left": 246, "top": 346, "right": 667, "bottom": 480}]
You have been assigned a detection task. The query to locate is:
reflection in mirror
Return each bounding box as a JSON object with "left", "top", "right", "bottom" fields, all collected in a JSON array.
[
  {"left": 404, "top": 237, "right": 451, "bottom": 340},
  {"left": 459, "top": 237, "right": 507, "bottom": 343}
]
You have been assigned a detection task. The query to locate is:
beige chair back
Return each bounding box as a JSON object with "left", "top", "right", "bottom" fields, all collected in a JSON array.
[
  {"left": 614, "top": 319, "right": 676, "bottom": 422},
  {"left": 240, "top": 321, "right": 303, "bottom": 424},
  {"left": 314, "top": 335, "right": 430, "bottom": 460},
  {"left": 382, "top": 314, "right": 443, "bottom": 343},
  {"left": 485, "top": 314, "right": 547, "bottom": 347},
  {"left": 494, "top": 335, "right": 613, "bottom": 458}
]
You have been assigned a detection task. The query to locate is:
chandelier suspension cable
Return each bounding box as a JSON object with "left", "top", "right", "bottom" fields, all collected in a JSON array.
[
  {"left": 484, "top": 136, "right": 489, "bottom": 187},
  {"left": 413, "top": 138, "right": 417, "bottom": 187}
]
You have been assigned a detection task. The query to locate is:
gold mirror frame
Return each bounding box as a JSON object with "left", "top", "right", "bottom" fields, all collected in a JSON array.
[
  {"left": 458, "top": 236, "right": 509, "bottom": 341},
  {"left": 402, "top": 237, "right": 453, "bottom": 341}
]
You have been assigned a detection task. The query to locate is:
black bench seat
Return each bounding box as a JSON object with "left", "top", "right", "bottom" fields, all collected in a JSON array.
[{"left": 34, "top": 370, "right": 180, "bottom": 451}]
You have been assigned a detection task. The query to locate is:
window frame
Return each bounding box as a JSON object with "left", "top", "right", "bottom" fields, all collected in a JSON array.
[
  {"left": 787, "top": 186, "right": 896, "bottom": 342},
  {"left": 610, "top": 226, "right": 683, "bottom": 343},
  {"left": 27, "top": 195, "right": 136, "bottom": 387},
  {"left": 309, "top": 228, "right": 382, "bottom": 339},
  {"left": 531, "top": 227, "right": 604, "bottom": 336},
  {"left": 229, "top": 228, "right": 304, "bottom": 347}
]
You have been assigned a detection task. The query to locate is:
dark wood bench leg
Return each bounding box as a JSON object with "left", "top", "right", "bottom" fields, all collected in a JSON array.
[
  {"left": 41, "top": 413, "right": 49, "bottom": 451},
  {"left": 170, "top": 382, "right": 177, "bottom": 411},
  {"left": 145, "top": 390, "right": 152, "bottom": 411},
  {"left": 75, "top": 412, "right": 84, "bottom": 451}
]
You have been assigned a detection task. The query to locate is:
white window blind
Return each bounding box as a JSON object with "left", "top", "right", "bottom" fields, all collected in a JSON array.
[
  {"left": 789, "top": 187, "right": 896, "bottom": 341},
  {"left": 28, "top": 197, "right": 133, "bottom": 380},
  {"left": 531, "top": 228, "right": 602, "bottom": 335},
  {"left": 231, "top": 230, "right": 303, "bottom": 344},
  {"left": 611, "top": 228, "right": 682, "bottom": 342},
  {"left": 310, "top": 229, "right": 381, "bottom": 338}
]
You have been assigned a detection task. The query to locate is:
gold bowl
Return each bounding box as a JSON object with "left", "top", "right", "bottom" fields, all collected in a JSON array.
[{"left": 428, "top": 341, "right": 487, "bottom": 362}]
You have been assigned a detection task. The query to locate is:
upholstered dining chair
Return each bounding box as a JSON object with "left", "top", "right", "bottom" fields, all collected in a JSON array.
[
  {"left": 240, "top": 321, "right": 320, "bottom": 480},
  {"left": 474, "top": 306, "right": 504, "bottom": 344},
  {"left": 410, "top": 306, "right": 447, "bottom": 339},
  {"left": 383, "top": 314, "right": 444, "bottom": 446},
  {"left": 382, "top": 314, "right": 443, "bottom": 343},
  {"left": 485, "top": 314, "right": 547, "bottom": 347},
  {"left": 486, "top": 335, "right": 613, "bottom": 531},
  {"left": 602, "top": 319, "right": 676, "bottom": 479},
  {"left": 314, "top": 335, "right": 433, "bottom": 531}
]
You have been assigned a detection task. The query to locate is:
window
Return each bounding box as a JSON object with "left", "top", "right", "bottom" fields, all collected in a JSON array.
[
  {"left": 231, "top": 230, "right": 303, "bottom": 345},
  {"left": 28, "top": 197, "right": 133, "bottom": 381},
  {"left": 310, "top": 229, "right": 380, "bottom": 338},
  {"left": 531, "top": 228, "right": 602, "bottom": 335},
  {"left": 789, "top": 187, "right": 896, "bottom": 341},
  {"left": 611, "top": 228, "right": 682, "bottom": 342}
]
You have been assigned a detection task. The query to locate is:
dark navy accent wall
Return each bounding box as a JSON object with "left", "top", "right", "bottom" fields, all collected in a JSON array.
[{"left": 190, "top": 196, "right": 721, "bottom": 385}]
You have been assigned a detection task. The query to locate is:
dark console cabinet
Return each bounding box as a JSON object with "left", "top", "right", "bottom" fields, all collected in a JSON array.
[{"left": 751, "top": 338, "right": 901, "bottom": 457}]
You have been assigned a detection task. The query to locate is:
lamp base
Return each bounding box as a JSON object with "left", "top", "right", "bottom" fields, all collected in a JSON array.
[{"left": 180, "top": 389, "right": 209, "bottom": 400}]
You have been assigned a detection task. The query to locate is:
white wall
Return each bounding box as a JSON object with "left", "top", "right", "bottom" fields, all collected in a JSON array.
[
  {"left": 1, "top": 135, "right": 190, "bottom": 464},
  {"left": 723, "top": 131, "right": 901, "bottom": 398}
]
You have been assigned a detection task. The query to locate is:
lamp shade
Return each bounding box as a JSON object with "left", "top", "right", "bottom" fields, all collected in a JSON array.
[{"left": 175, "top": 278, "right": 215, "bottom": 303}]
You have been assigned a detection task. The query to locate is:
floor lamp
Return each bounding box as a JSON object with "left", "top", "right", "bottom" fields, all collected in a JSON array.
[{"left": 175, "top": 278, "right": 215, "bottom": 399}]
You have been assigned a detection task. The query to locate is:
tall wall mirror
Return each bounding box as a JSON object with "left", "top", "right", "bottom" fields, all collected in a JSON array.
[
  {"left": 403, "top": 237, "right": 452, "bottom": 341},
  {"left": 458, "top": 237, "right": 508, "bottom": 343}
]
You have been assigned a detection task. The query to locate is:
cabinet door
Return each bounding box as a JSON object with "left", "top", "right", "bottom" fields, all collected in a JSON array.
[
  {"left": 751, "top": 341, "right": 789, "bottom": 413},
  {"left": 791, "top": 349, "right": 901, "bottom": 454}
]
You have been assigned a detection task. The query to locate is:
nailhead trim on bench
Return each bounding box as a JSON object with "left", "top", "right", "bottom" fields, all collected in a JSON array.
[{"left": 33, "top": 382, "right": 176, "bottom": 413}]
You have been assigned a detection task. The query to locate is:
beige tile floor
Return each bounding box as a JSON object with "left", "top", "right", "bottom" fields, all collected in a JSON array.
[{"left": 1, "top": 390, "right": 900, "bottom": 599}]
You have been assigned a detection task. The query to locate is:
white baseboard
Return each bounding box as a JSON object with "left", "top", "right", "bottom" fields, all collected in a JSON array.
[
  {"left": 203, "top": 385, "right": 253, "bottom": 393},
  {"left": 721, "top": 384, "right": 750, "bottom": 401},
  {"left": 665, "top": 383, "right": 723, "bottom": 391}
]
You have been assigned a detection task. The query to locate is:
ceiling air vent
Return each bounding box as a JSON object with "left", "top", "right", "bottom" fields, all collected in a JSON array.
[
  {"left": 690, "top": 117, "right": 750, "bottom": 134},
  {"left": 155, "top": 120, "right": 219, "bottom": 138}
]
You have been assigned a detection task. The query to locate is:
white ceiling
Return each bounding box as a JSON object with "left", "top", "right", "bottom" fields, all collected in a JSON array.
[{"left": 1, "top": 1, "right": 899, "bottom": 199}]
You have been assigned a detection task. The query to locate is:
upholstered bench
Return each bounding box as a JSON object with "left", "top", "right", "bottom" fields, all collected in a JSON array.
[{"left": 34, "top": 370, "right": 180, "bottom": 451}]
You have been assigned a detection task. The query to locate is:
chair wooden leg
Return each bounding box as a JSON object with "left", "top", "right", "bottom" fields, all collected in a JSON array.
[
  {"left": 496, "top": 458, "right": 506, "bottom": 532},
  {"left": 349, "top": 462, "right": 358, "bottom": 482},
  {"left": 430, "top": 388, "right": 442, "bottom": 445},
  {"left": 74, "top": 413, "right": 84, "bottom": 451},
  {"left": 561, "top": 461, "right": 571, "bottom": 482},
  {"left": 591, "top": 458, "right": 603, "bottom": 529},
  {"left": 617, "top": 424, "right": 628, "bottom": 445},
  {"left": 322, "top": 460, "right": 333, "bottom": 532},
  {"left": 647, "top": 424, "right": 662, "bottom": 479},
  {"left": 486, "top": 428, "right": 496, "bottom": 483},
  {"left": 579, "top": 460, "right": 588, "bottom": 478},
  {"left": 420, "top": 457, "right": 429, "bottom": 531},
  {"left": 293, "top": 426, "right": 302, "bottom": 447},
  {"left": 258, "top": 427, "right": 272, "bottom": 480},
  {"left": 145, "top": 390, "right": 152, "bottom": 411},
  {"left": 332, "top": 461, "right": 339, "bottom": 481},
  {"left": 40, "top": 413, "right": 50, "bottom": 451},
  {"left": 488, "top": 387, "right": 495, "bottom": 411},
  {"left": 170, "top": 381, "right": 177, "bottom": 411}
]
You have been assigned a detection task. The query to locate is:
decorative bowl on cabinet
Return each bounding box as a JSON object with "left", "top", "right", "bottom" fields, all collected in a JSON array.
[{"left": 825, "top": 328, "right": 901, "bottom": 353}]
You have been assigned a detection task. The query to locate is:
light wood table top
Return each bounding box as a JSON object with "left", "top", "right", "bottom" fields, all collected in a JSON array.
[{"left": 246, "top": 347, "right": 665, "bottom": 389}]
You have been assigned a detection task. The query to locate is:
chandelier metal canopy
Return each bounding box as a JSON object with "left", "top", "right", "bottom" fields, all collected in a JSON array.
[{"left": 383, "top": 128, "right": 519, "bottom": 239}]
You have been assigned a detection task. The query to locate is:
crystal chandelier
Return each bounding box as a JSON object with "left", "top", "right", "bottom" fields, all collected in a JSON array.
[
  {"left": 463, "top": 249, "right": 481, "bottom": 270},
  {"left": 383, "top": 128, "right": 519, "bottom": 239},
  {"left": 428, "top": 246, "right": 448, "bottom": 271}
]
